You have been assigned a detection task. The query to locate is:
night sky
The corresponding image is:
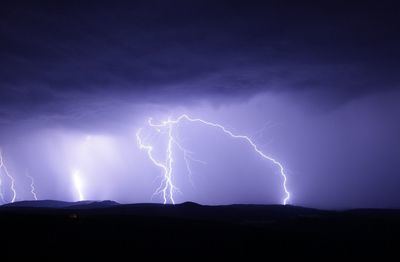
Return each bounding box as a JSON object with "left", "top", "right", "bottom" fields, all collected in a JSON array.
[{"left": 0, "top": 0, "right": 399, "bottom": 208}]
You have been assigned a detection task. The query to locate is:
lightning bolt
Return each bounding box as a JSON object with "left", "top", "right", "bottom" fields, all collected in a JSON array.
[
  {"left": 136, "top": 128, "right": 179, "bottom": 204},
  {"left": 0, "top": 174, "right": 4, "bottom": 204},
  {"left": 72, "top": 170, "right": 85, "bottom": 201},
  {"left": 136, "top": 114, "right": 290, "bottom": 205},
  {"left": 0, "top": 149, "right": 17, "bottom": 203},
  {"left": 26, "top": 173, "right": 38, "bottom": 201},
  {"left": 173, "top": 140, "right": 206, "bottom": 188}
]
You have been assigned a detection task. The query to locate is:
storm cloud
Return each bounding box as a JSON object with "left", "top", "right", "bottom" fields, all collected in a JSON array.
[
  {"left": 0, "top": 1, "right": 399, "bottom": 208},
  {"left": 1, "top": 1, "right": 399, "bottom": 113}
]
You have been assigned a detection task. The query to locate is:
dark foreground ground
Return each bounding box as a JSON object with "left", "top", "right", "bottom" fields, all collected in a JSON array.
[{"left": 0, "top": 201, "right": 399, "bottom": 260}]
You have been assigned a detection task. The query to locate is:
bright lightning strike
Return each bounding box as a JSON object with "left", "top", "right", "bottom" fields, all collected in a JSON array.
[
  {"left": 136, "top": 114, "right": 290, "bottom": 205},
  {"left": 136, "top": 128, "right": 179, "bottom": 204},
  {"left": 0, "top": 149, "right": 17, "bottom": 203},
  {"left": 26, "top": 173, "right": 38, "bottom": 201}
]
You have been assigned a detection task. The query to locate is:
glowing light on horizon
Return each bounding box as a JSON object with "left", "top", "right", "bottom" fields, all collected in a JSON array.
[{"left": 136, "top": 114, "right": 290, "bottom": 205}]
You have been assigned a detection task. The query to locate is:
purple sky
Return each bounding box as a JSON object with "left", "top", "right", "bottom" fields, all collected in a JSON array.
[{"left": 0, "top": 0, "right": 399, "bottom": 208}]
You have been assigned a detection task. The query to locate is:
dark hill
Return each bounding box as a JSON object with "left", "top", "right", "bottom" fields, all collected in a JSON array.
[{"left": 0, "top": 201, "right": 399, "bottom": 259}]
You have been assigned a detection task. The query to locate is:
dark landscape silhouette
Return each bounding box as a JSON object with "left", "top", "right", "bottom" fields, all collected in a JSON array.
[{"left": 1, "top": 200, "right": 399, "bottom": 259}]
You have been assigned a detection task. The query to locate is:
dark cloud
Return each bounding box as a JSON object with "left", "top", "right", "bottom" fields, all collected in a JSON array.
[{"left": 1, "top": 0, "right": 400, "bottom": 119}]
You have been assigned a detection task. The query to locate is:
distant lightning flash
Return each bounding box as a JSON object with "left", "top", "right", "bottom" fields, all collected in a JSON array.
[
  {"left": 136, "top": 114, "right": 290, "bottom": 205},
  {"left": 26, "top": 173, "right": 38, "bottom": 201},
  {"left": 72, "top": 170, "right": 85, "bottom": 201},
  {"left": 0, "top": 172, "right": 4, "bottom": 203},
  {"left": 0, "top": 149, "right": 17, "bottom": 203}
]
